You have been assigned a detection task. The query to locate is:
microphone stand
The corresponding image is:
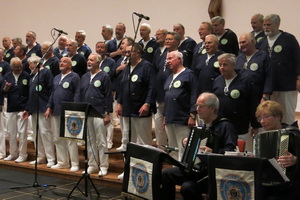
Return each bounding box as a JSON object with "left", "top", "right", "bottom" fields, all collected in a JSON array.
[
  {"left": 127, "top": 13, "right": 144, "bottom": 144},
  {"left": 10, "top": 29, "right": 63, "bottom": 197}
]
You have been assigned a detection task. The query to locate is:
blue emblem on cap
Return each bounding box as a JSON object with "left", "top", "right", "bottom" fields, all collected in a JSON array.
[
  {"left": 132, "top": 163, "right": 150, "bottom": 193},
  {"left": 220, "top": 174, "right": 251, "bottom": 200},
  {"left": 67, "top": 114, "right": 83, "bottom": 136}
]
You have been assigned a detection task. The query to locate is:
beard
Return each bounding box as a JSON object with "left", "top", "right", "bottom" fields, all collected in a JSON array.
[{"left": 264, "top": 30, "right": 272, "bottom": 36}]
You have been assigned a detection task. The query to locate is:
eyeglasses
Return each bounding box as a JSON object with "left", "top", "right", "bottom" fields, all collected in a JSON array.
[
  {"left": 195, "top": 104, "right": 206, "bottom": 109},
  {"left": 257, "top": 114, "right": 273, "bottom": 122}
]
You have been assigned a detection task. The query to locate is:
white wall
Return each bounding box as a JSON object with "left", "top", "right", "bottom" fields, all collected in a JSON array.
[{"left": 1, "top": 0, "right": 300, "bottom": 110}]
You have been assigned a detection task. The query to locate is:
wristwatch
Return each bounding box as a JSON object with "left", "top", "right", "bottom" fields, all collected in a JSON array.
[{"left": 145, "top": 103, "right": 150, "bottom": 107}]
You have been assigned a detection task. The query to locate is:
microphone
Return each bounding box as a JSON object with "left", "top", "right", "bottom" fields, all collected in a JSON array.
[
  {"left": 54, "top": 28, "right": 68, "bottom": 35},
  {"left": 122, "top": 56, "right": 129, "bottom": 64},
  {"left": 161, "top": 145, "right": 179, "bottom": 152},
  {"left": 133, "top": 12, "right": 150, "bottom": 20}
]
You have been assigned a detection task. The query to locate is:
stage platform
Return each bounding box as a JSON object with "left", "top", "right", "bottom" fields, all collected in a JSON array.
[{"left": 0, "top": 127, "right": 126, "bottom": 189}]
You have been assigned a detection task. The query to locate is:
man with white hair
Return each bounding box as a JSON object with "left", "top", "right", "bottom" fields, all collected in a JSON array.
[
  {"left": 163, "top": 50, "right": 198, "bottom": 161},
  {"left": 211, "top": 16, "right": 239, "bottom": 56},
  {"left": 251, "top": 13, "right": 265, "bottom": 45},
  {"left": 3, "top": 57, "right": 30, "bottom": 163},
  {"left": 41, "top": 41, "right": 60, "bottom": 77},
  {"left": 45, "top": 57, "right": 81, "bottom": 172},
  {"left": 75, "top": 30, "right": 92, "bottom": 60},
  {"left": 22, "top": 56, "right": 55, "bottom": 167},
  {"left": 11, "top": 37, "right": 22, "bottom": 49},
  {"left": 25, "top": 31, "right": 42, "bottom": 58},
  {"left": 213, "top": 53, "right": 261, "bottom": 151},
  {"left": 80, "top": 53, "right": 113, "bottom": 176},
  {"left": 258, "top": 14, "right": 300, "bottom": 125},
  {"left": 53, "top": 36, "right": 68, "bottom": 59},
  {"left": 138, "top": 23, "right": 158, "bottom": 63},
  {"left": 107, "top": 23, "right": 126, "bottom": 62},
  {"left": 66, "top": 39, "right": 87, "bottom": 77},
  {"left": 2, "top": 37, "right": 14, "bottom": 63},
  {"left": 101, "top": 25, "right": 114, "bottom": 44}
]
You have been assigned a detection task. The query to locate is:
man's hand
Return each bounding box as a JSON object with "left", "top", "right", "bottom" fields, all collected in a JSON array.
[
  {"left": 44, "top": 108, "right": 52, "bottom": 118},
  {"left": 188, "top": 117, "right": 196, "bottom": 128},
  {"left": 139, "top": 103, "right": 149, "bottom": 117},
  {"left": 116, "top": 103, "right": 122, "bottom": 117},
  {"left": 22, "top": 111, "right": 30, "bottom": 120},
  {"left": 103, "top": 114, "right": 111, "bottom": 126},
  {"left": 3, "top": 80, "right": 11, "bottom": 92},
  {"left": 199, "top": 146, "right": 213, "bottom": 153}
]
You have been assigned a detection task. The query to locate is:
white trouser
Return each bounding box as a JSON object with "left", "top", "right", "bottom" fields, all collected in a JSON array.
[
  {"left": 27, "top": 115, "right": 34, "bottom": 137},
  {"left": 53, "top": 116, "right": 79, "bottom": 167},
  {"left": 106, "top": 113, "right": 114, "bottom": 146},
  {"left": 7, "top": 112, "right": 28, "bottom": 158},
  {"left": 87, "top": 117, "right": 109, "bottom": 169},
  {"left": 0, "top": 111, "right": 5, "bottom": 157},
  {"left": 271, "top": 91, "right": 297, "bottom": 125},
  {"left": 165, "top": 124, "right": 190, "bottom": 161},
  {"left": 154, "top": 102, "right": 168, "bottom": 146},
  {"left": 31, "top": 113, "right": 55, "bottom": 163},
  {"left": 121, "top": 116, "right": 152, "bottom": 146}
]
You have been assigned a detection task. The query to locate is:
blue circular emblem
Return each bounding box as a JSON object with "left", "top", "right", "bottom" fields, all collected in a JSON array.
[
  {"left": 67, "top": 114, "right": 83, "bottom": 136},
  {"left": 131, "top": 163, "right": 150, "bottom": 193},
  {"left": 220, "top": 174, "right": 251, "bottom": 200}
]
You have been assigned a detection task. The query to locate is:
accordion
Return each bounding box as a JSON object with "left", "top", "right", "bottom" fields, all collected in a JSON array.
[
  {"left": 254, "top": 129, "right": 290, "bottom": 173},
  {"left": 254, "top": 129, "right": 289, "bottom": 159}
]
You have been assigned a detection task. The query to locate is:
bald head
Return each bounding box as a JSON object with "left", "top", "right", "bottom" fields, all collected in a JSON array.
[{"left": 239, "top": 33, "right": 256, "bottom": 55}]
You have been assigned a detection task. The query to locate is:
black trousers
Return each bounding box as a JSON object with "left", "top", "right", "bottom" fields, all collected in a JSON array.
[{"left": 161, "top": 166, "right": 208, "bottom": 200}]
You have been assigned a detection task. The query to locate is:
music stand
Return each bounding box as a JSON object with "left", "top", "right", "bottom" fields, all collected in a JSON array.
[{"left": 60, "top": 102, "right": 100, "bottom": 198}]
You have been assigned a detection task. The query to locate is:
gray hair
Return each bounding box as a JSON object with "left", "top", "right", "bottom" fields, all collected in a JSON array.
[
  {"left": 141, "top": 23, "right": 151, "bottom": 32},
  {"left": 42, "top": 41, "right": 53, "bottom": 50},
  {"left": 10, "top": 57, "right": 22, "bottom": 68},
  {"left": 167, "top": 31, "right": 181, "bottom": 43},
  {"left": 27, "top": 31, "right": 37, "bottom": 39},
  {"left": 103, "top": 25, "right": 113, "bottom": 35},
  {"left": 200, "top": 92, "right": 219, "bottom": 112},
  {"left": 252, "top": 13, "right": 264, "bottom": 22},
  {"left": 68, "top": 39, "right": 78, "bottom": 47},
  {"left": 12, "top": 37, "right": 22, "bottom": 44},
  {"left": 211, "top": 16, "right": 225, "bottom": 25},
  {"left": 264, "top": 14, "right": 281, "bottom": 26},
  {"left": 172, "top": 50, "right": 183, "bottom": 65},
  {"left": 27, "top": 55, "right": 41, "bottom": 64},
  {"left": 217, "top": 53, "right": 236, "bottom": 66},
  {"left": 89, "top": 53, "right": 102, "bottom": 63},
  {"left": 76, "top": 30, "right": 86, "bottom": 37}
]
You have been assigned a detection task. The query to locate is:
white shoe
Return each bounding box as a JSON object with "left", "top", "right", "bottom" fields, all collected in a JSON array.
[
  {"left": 46, "top": 162, "right": 55, "bottom": 168},
  {"left": 98, "top": 168, "right": 108, "bottom": 176},
  {"left": 51, "top": 164, "right": 70, "bottom": 169},
  {"left": 117, "top": 172, "right": 124, "bottom": 180},
  {"left": 116, "top": 144, "right": 126, "bottom": 151},
  {"left": 82, "top": 166, "right": 98, "bottom": 174},
  {"left": 107, "top": 143, "right": 113, "bottom": 150},
  {"left": 77, "top": 141, "right": 85, "bottom": 146},
  {"left": 4, "top": 155, "right": 17, "bottom": 161},
  {"left": 15, "top": 156, "right": 27, "bottom": 163},
  {"left": 27, "top": 136, "right": 34, "bottom": 141},
  {"left": 70, "top": 166, "right": 79, "bottom": 172},
  {"left": 30, "top": 159, "right": 46, "bottom": 165}
]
